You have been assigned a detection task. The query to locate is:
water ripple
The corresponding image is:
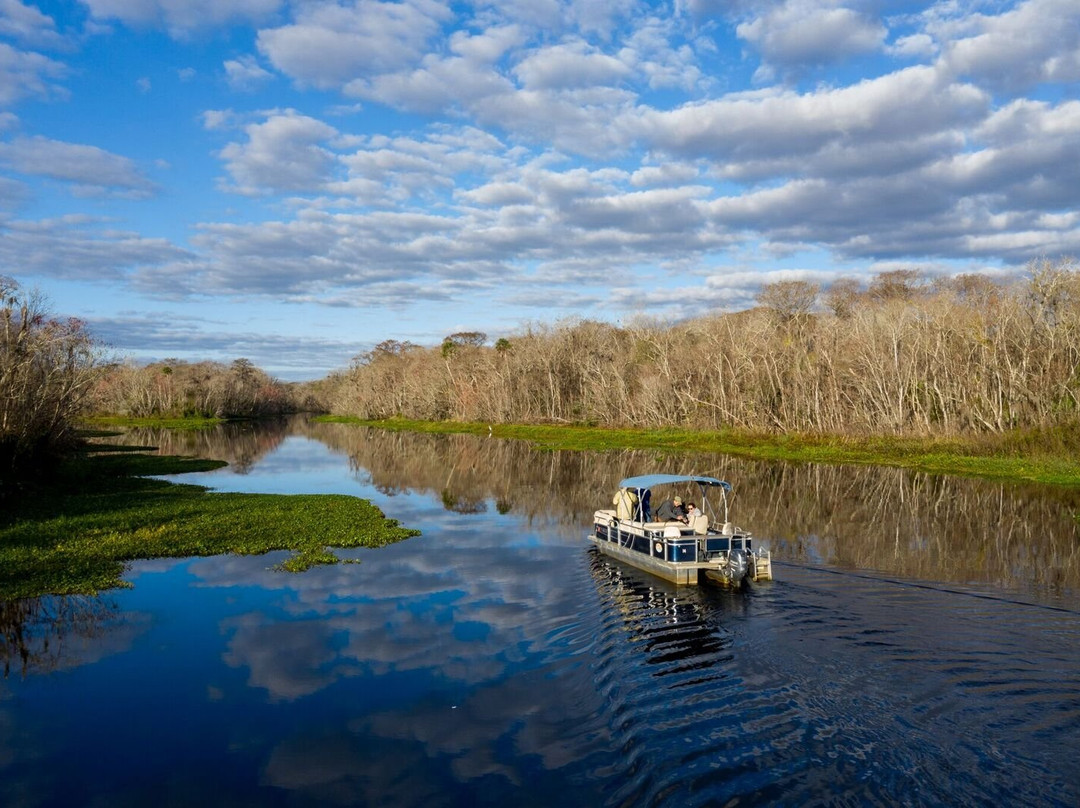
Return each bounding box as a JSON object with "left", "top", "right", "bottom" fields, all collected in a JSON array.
[{"left": 579, "top": 552, "right": 1080, "bottom": 807}]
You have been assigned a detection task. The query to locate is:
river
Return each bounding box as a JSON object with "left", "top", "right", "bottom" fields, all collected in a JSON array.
[{"left": 2, "top": 419, "right": 1079, "bottom": 806}]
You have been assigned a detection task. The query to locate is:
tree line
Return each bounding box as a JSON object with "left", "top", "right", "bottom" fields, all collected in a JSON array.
[
  {"left": 6, "top": 258, "right": 1080, "bottom": 490},
  {"left": 90, "top": 357, "right": 303, "bottom": 420},
  {"left": 0, "top": 275, "right": 303, "bottom": 491},
  {"left": 319, "top": 258, "right": 1080, "bottom": 439}
]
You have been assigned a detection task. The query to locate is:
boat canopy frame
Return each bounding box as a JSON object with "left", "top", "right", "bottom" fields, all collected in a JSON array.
[{"left": 616, "top": 474, "right": 733, "bottom": 525}]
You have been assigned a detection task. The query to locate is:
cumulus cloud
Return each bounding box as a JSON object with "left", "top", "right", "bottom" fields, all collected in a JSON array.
[
  {"left": 737, "top": 0, "right": 887, "bottom": 76},
  {"left": 0, "top": 214, "right": 189, "bottom": 278},
  {"left": 513, "top": 40, "right": 632, "bottom": 90},
  {"left": 0, "top": 135, "right": 156, "bottom": 195},
  {"left": 632, "top": 67, "right": 988, "bottom": 166},
  {"left": 0, "top": 173, "right": 26, "bottom": 207},
  {"left": 256, "top": 0, "right": 451, "bottom": 89},
  {"left": 80, "top": 0, "right": 283, "bottom": 35},
  {"left": 935, "top": 0, "right": 1080, "bottom": 90},
  {"left": 0, "top": 42, "right": 66, "bottom": 105},
  {"left": 217, "top": 110, "right": 339, "bottom": 195},
  {"left": 224, "top": 54, "right": 273, "bottom": 90},
  {"left": 86, "top": 312, "right": 369, "bottom": 369},
  {"left": 12, "top": 0, "right": 1080, "bottom": 346},
  {"left": 0, "top": 0, "right": 66, "bottom": 47}
]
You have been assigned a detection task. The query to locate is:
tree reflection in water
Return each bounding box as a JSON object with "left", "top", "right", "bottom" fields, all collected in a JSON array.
[
  {"left": 0, "top": 595, "right": 118, "bottom": 678},
  {"left": 305, "top": 421, "right": 1080, "bottom": 598},
  {"left": 103, "top": 418, "right": 292, "bottom": 473}
]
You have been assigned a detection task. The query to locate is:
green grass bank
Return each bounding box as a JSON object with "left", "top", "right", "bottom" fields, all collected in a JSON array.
[
  {"left": 0, "top": 448, "right": 420, "bottom": 600},
  {"left": 81, "top": 415, "right": 227, "bottom": 430},
  {"left": 315, "top": 416, "right": 1080, "bottom": 487}
]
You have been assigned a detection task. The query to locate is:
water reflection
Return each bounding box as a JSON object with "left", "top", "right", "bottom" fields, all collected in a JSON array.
[
  {"left": 307, "top": 421, "right": 1080, "bottom": 599},
  {"left": 104, "top": 418, "right": 292, "bottom": 473},
  {"left": 0, "top": 595, "right": 136, "bottom": 678},
  {"left": 2, "top": 420, "right": 1078, "bottom": 807}
]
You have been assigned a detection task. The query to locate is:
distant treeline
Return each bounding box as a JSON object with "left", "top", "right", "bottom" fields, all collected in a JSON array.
[
  {"left": 90, "top": 358, "right": 307, "bottom": 420},
  {"left": 318, "top": 258, "right": 1080, "bottom": 439},
  {"left": 1, "top": 274, "right": 310, "bottom": 490}
]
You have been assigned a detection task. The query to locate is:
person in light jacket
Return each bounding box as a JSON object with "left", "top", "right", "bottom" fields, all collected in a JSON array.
[{"left": 613, "top": 487, "right": 638, "bottom": 520}]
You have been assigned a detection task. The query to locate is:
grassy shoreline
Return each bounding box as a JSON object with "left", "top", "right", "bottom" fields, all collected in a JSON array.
[
  {"left": 315, "top": 416, "right": 1080, "bottom": 487},
  {"left": 1, "top": 448, "right": 420, "bottom": 599},
  {"left": 81, "top": 415, "right": 226, "bottom": 430}
]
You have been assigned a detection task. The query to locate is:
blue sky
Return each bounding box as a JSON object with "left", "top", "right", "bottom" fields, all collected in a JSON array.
[{"left": 2, "top": 0, "right": 1079, "bottom": 379}]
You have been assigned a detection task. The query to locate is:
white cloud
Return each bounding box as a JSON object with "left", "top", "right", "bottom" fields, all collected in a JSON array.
[
  {"left": 201, "top": 108, "right": 241, "bottom": 131},
  {"left": 632, "top": 67, "right": 987, "bottom": 164},
  {"left": 0, "top": 214, "right": 188, "bottom": 278},
  {"left": 0, "top": 42, "right": 66, "bottom": 106},
  {"left": 617, "top": 15, "right": 705, "bottom": 91},
  {"left": 224, "top": 54, "right": 273, "bottom": 91},
  {"left": 80, "top": 0, "right": 283, "bottom": 35},
  {"left": 348, "top": 51, "right": 516, "bottom": 115},
  {"left": 513, "top": 40, "right": 632, "bottom": 90},
  {"left": 736, "top": 0, "right": 887, "bottom": 73},
  {"left": 0, "top": 0, "right": 65, "bottom": 47},
  {"left": 447, "top": 24, "right": 523, "bottom": 62},
  {"left": 218, "top": 110, "right": 339, "bottom": 195},
  {"left": 135, "top": 76, "right": 150, "bottom": 92},
  {"left": 0, "top": 135, "right": 155, "bottom": 195},
  {"left": 256, "top": 0, "right": 451, "bottom": 89},
  {"left": 936, "top": 0, "right": 1080, "bottom": 90},
  {"left": 0, "top": 174, "right": 26, "bottom": 207},
  {"left": 888, "top": 33, "right": 936, "bottom": 60},
  {"left": 87, "top": 314, "right": 371, "bottom": 375}
]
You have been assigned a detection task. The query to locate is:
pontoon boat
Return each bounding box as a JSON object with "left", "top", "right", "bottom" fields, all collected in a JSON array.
[{"left": 590, "top": 474, "right": 772, "bottom": 586}]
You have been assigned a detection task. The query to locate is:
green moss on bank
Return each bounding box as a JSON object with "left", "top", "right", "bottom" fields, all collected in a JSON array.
[
  {"left": 0, "top": 450, "right": 420, "bottom": 599},
  {"left": 315, "top": 416, "right": 1080, "bottom": 487},
  {"left": 81, "top": 415, "right": 225, "bottom": 430}
]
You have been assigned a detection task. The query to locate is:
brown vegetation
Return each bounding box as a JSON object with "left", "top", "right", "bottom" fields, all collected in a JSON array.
[
  {"left": 90, "top": 357, "right": 301, "bottom": 419},
  {"left": 320, "top": 258, "right": 1080, "bottom": 439},
  {"left": 1, "top": 277, "right": 98, "bottom": 487}
]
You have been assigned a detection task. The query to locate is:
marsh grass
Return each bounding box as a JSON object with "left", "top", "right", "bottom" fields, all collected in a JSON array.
[
  {"left": 81, "top": 415, "right": 224, "bottom": 431},
  {"left": 0, "top": 449, "right": 420, "bottom": 599},
  {"left": 316, "top": 416, "right": 1080, "bottom": 487}
]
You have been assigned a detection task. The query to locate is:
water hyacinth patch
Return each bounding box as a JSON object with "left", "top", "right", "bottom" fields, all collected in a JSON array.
[{"left": 0, "top": 450, "right": 420, "bottom": 599}]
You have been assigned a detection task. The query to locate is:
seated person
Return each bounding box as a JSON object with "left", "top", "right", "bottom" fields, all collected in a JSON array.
[
  {"left": 656, "top": 496, "right": 688, "bottom": 523},
  {"left": 685, "top": 502, "right": 708, "bottom": 533}
]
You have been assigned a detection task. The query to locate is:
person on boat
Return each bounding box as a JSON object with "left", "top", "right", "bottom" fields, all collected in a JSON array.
[
  {"left": 613, "top": 487, "right": 638, "bottom": 520},
  {"left": 656, "top": 496, "right": 687, "bottom": 523},
  {"left": 685, "top": 502, "right": 711, "bottom": 534}
]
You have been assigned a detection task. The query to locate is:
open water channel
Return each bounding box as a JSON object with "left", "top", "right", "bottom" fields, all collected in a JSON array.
[{"left": 3, "top": 419, "right": 1080, "bottom": 806}]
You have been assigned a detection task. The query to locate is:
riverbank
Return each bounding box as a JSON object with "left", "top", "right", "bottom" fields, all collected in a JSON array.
[
  {"left": 81, "top": 415, "right": 226, "bottom": 430},
  {"left": 315, "top": 416, "right": 1080, "bottom": 487},
  {"left": 0, "top": 446, "right": 420, "bottom": 599}
]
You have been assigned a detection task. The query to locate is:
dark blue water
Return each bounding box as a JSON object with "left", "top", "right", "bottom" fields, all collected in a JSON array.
[{"left": 3, "top": 423, "right": 1079, "bottom": 806}]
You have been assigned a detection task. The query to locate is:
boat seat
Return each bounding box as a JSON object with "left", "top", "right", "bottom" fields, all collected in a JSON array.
[{"left": 689, "top": 512, "right": 709, "bottom": 535}]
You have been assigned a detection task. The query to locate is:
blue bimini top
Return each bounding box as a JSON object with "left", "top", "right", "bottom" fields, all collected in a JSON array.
[{"left": 618, "top": 474, "right": 731, "bottom": 492}]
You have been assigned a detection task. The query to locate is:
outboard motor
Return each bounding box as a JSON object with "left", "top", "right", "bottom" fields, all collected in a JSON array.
[{"left": 724, "top": 548, "right": 748, "bottom": 582}]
